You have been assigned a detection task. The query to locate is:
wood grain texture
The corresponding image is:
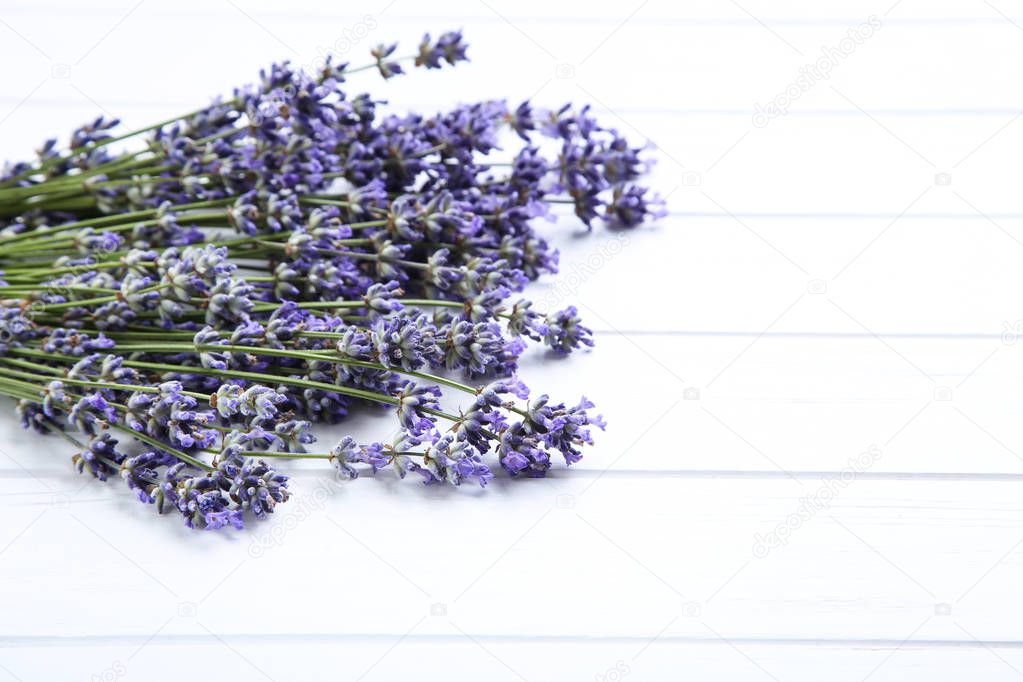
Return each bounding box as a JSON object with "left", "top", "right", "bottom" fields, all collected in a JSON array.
[{"left": 0, "top": 1, "right": 1019, "bottom": 680}]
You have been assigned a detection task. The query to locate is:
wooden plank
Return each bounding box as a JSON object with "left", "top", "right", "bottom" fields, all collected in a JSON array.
[
  {"left": 1, "top": 5, "right": 1021, "bottom": 158},
  {"left": 0, "top": 1, "right": 1020, "bottom": 674},
  {"left": 5, "top": 638, "right": 1023, "bottom": 681},
  {"left": 0, "top": 333, "right": 1019, "bottom": 475},
  {"left": 534, "top": 212, "right": 1023, "bottom": 334},
  {"left": 1, "top": 476, "right": 1022, "bottom": 642}
]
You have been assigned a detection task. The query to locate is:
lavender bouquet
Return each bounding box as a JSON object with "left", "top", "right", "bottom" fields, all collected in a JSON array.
[{"left": 0, "top": 31, "right": 663, "bottom": 531}]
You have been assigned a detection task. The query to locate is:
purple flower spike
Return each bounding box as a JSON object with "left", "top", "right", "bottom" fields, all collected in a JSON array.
[
  {"left": 416, "top": 31, "right": 469, "bottom": 69},
  {"left": 331, "top": 435, "right": 388, "bottom": 480},
  {"left": 1, "top": 27, "right": 649, "bottom": 528},
  {"left": 371, "top": 43, "right": 404, "bottom": 79},
  {"left": 395, "top": 383, "right": 441, "bottom": 436},
  {"left": 72, "top": 433, "right": 123, "bottom": 481},
  {"left": 606, "top": 185, "right": 667, "bottom": 228},
  {"left": 544, "top": 306, "right": 594, "bottom": 355},
  {"left": 204, "top": 509, "right": 245, "bottom": 531}
]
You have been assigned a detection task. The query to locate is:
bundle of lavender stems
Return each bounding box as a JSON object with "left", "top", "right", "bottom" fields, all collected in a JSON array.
[{"left": 0, "top": 31, "right": 663, "bottom": 531}]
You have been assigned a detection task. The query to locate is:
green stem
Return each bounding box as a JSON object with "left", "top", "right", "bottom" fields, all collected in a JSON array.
[
  {"left": 0, "top": 362, "right": 207, "bottom": 400},
  {"left": 37, "top": 415, "right": 88, "bottom": 450},
  {"left": 0, "top": 198, "right": 232, "bottom": 247},
  {"left": 0, "top": 55, "right": 408, "bottom": 191},
  {"left": 32, "top": 282, "right": 169, "bottom": 312},
  {"left": 0, "top": 361, "right": 211, "bottom": 469},
  {"left": 109, "top": 422, "right": 211, "bottom": 470},
  {"left": 7, "top": 346, "right": 464, "bottom": 422},
  {"left": 89, "top": 341, "right": 482, "bottom": 397}
]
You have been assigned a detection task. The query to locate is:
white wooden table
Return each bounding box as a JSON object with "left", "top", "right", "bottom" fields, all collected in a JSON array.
[{"left": 2, "top": 1, "right": 1022, "bottom": 679}]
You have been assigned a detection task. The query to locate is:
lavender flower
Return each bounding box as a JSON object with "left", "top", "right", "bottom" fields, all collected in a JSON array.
[
  {"left": 125, "top": 382, "right": 216, "bottom": 450},
  {"left": 420, "top": 434, "right": 492, "bottom": 487},
  {"left": 371, "top": 313, "right": 438, "bottom": 371},
  {"left": 606, "top": 185, "right": 666, "bottom": 228},
  {"left": 42, "top": 328, "right": 115, "bottom": 356},
  {"left": 363, "top": 281, "right": 403, "bottom": 315},
  {"left": 416, "top": 31, "right": 469, "bottom": 69},
  {"left": 273, "top": 419, "right": 315, "bottom": 453},
  {"left": 371, "top": 43, "right": 404, "bottom": 79},
  {"left": 220, "top": 452, "right": 290, "bottom": 519},
  {"left": 72, "top": 433, "right": 123, "bottom": 481},
  {"left": 0, "top": 309, "right": 36, "bottom": 354},
  {"left": 544, "top": 306, "right": 594, "bottom": 355},
  {"left": 443, "top": 320, "right": 504, "bottom": 375},
  {"left": 331, "top": 435, "right": 388, "bottom": 480},
  {"left": 68, "top": 393, "right": 117, "bottom": 436},
  {"left": 120, "top": 450, "right": 176, "bottom": 502},
  {"left": 0, "top": 27, "right": 660, "bottom": 533},
  {"left": 395, "top": 383, "right": 441, "bottom": 435}
]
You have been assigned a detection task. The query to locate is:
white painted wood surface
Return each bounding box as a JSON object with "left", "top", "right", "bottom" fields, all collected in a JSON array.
[{"left": 1, "top": 1, "right": 1022, "bottom": 679}]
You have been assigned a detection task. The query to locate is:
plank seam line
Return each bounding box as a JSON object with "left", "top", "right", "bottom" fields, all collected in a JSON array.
[
  {"left": 5, "top": 469, "right": 1023, "bottom": 483},
  {"left": 587, "top": 331, "right": 1013, "bottom": 340},
  {"left": 1, "top": 634, "right": 1022, "bottom": 648}
]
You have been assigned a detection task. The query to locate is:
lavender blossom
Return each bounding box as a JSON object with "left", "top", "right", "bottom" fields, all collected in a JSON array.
[
  {"left": 0, "top": 27, "right": 660, "bottom": 533},
  {"left": 331, "top": 435, "right": 388, "bottom": 480},
  {"left": 544, "top": 306, "right": 594, "bottom": 355},
  {"left": 72, "top": 432, "right": 123, "bottom": 481}
]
